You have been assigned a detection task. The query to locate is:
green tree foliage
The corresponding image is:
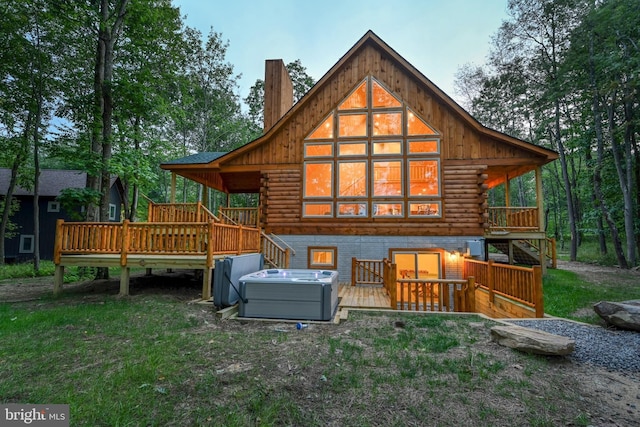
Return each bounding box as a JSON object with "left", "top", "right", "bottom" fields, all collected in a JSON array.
[
  {"left": 0, "top": 0, "right": 69, "bottom": 266},
  {"left": 455, "top": 0, "right": 639, "bottom": 267}
]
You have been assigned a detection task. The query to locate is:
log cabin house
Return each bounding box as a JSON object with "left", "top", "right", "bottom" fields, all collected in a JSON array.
[
  {"left": 160, "top": 30, "right": 558, "bottom": 289},
  {"left": 51, "top": 31, "right": 555, "bottom": 317}
]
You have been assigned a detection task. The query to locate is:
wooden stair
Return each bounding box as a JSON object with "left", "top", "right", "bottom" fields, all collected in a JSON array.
[{"left": 488, "top": 239, "right": 545, "bottom": 266}]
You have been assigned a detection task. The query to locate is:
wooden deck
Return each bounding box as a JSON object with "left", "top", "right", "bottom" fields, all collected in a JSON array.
[
  {"left": 53, "top": 253, "right": 229, "bottom": 299},
  {"left": 338, "top": 284, "right": 391, "bottom": 309}
]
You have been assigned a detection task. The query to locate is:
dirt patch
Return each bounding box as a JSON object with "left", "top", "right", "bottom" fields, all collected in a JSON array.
[
  {"left": 0, "top": 270, "right": 202, "bottom": 303},
  {"left": 557, "top": 260, "right": 640, "bottom": 288},
  {"left": 1, "top": 266, "right": 640, "bottom": 425}
]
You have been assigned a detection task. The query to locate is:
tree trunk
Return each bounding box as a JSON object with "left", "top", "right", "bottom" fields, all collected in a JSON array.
[
  {"left": 92, "top": 0, "right": 129, "bottom": 280},
  {"left": 622, "top": 87, "right": 636, "bottom": 266},
  {"left": 604, "top": 101, "right": 629, "bottom": 268},
  {"left": 0, "top": 159, "right": 25, "bottom": 265},
  {"left": 552, "top": 123, "right": 578, "bottom": 261},
  {"left": 32, "top": 93, "right": 42, "bottom": 273},
  {"left": 0, "top": 113, "right": 30, "bottom": 265}
]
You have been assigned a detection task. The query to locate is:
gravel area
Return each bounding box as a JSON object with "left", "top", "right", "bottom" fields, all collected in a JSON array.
[{"left": 507, "top": 319, "right": 640, "bottom": 373}]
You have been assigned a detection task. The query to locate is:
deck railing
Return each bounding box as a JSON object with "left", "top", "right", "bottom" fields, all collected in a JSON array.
[
  {"left": 219, "top": 207, "right": 259, "bottom": 228},
  {"left": 352, "top": 258, "right": 386, "bottom": 286},
  {"left": 379, "top": 258, "right": 474, "bottom": 313},
  {"left": 463, "top": 258, "right": 543, "bottom": 317},
  {"left": 54, "top": 219, "right": 261, "bottom": 266},
  {"left": 261, "top": 233, "right": 290, "bottom": 268},
  {"left": 488, "top": 207, "right": 539, "bottom": 231},
  {"left": 394, "top": 278, "right": 473, "bottom": 312},
  {"left": 148, "top": 201, "right": 218, "bottom": 223}
]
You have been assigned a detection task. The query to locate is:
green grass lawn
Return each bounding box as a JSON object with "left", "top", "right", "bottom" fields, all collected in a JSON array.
[
  {"left": 1, "top": 297, "right": 597, "bottom": 426},
  {"left": 543, "top": 268, "right": 640, "bottom": 323},
  {"left": 1, "top": 261, "right": 638, "bottom": 425}
]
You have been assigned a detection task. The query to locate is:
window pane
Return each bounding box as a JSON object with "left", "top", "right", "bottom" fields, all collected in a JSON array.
[
  {"left": 337, "top": 203, "right": 367, "bottom": 217},
  {"left": 372, "top": 80, "right": 401, "bottom": 108},
  {"left": 373, "top": 161, "right": 402, "bottom": 196},
  {"left": 303, "top": 203, "right": 333, "bottom": 216},
  {"left": 312, "top": 250, "right": 333, "bottom": 264},
  {"left": 339, "top": 162, "right": 367, "bottom": 197},
  {"left": 373, "top": 141, "right": 402, "bottom": 155},
  {"left": 373, "top": 203, "right": 403, "bottom": 216},
  {"left": 338, "top": 80, "right": 367, "bottom": 110},
  {"left": 409, "top": 202, "right": 441, "bottom": 217},
  {"left": 338, "top": 142, "right": 366, "bottom": 156},
  {"left": 409, "top": 160, "right": 439, "bottom": 196},
  {"left": 304, "top": 163, "right": 333, "bottom": 197},
  {"left": 373, "top": 112, "right": 401, "bottom": 136},
  {"left": 407, "top": 109, "right": 437, "bottom": 135},
  {"left": 305, "top": 143, "right": 333, "bottom": 157},
  {"left": 308, "top": 115, "right": 333, "bottom": 139},
  {"left": 408, "top": 140, "right": 439, "bottom": 154},
  {"left": 308, "top": 246, "right": 337, "bottom": 269},
  {"left": 338, "top": 114, "right": 367, "bottom": 137}
]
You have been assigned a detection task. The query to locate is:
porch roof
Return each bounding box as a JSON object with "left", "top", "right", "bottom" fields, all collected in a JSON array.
[{"left": 161, "top": 151, "right": 260, "bottom": 193}]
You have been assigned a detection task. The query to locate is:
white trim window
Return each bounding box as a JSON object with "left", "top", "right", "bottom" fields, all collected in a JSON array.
[
  {"left": 19, "top": 235, "right": 34, "bottom": 254},
  {"left": 47, "top": 201, "right": 60, "bottom": 213}
]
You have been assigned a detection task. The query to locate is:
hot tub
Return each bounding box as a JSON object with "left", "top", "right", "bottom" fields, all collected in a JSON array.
[{"left": 238, "top": 269, "right": 339, "bottom": 321}]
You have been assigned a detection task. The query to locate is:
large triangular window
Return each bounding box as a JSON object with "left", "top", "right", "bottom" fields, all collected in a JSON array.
[{"left": 303, "top": 77, "right": 442, "bottom": 219}]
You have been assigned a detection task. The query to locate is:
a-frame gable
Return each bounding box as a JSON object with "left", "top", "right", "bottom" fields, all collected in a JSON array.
[{"left": 213, "top": 30, "right": 556, "bottom": 173}]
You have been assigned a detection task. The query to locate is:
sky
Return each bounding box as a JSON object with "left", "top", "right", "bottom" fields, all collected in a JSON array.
[{"left": 172, "top": 0, "right": 510, "bottom": 104}]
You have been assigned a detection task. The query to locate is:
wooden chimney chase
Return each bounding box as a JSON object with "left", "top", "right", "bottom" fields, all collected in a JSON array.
[{"left": 263, "top": 59, "right": 293, "bottom": 131}]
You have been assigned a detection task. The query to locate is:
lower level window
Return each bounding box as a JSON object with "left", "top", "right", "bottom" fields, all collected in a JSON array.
[{"left": 308, "top": 246, "right": 337, "bottom": 269}]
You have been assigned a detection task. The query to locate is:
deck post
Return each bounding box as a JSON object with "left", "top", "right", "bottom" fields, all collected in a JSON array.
[
  {"left": 284, "top": 248, "right": 291, "bottom": 268},
  {"left": 170, "top": 173, "right": 176, "bottom": 203},
  {"left": 53, "top": 219, "right": 64, "bottom": 265},
  {"left": 202, "top": 268, "right": 213, "bottom": 301},
  {"left": 120, "top": 220, "right": 130, "bottom": 267},
  {"left": 119, "top": 220, "right": 131, "bottom": 295},
  {"left": 202, "top": 220, "right": 215, "bottom": 301},
  {"left": 533, "top": 265, "right": 544, "bottom": 318},
  {"left": 466, "top": 276, "right": 476, "bottom": 313},
  {"left": 351, "top": 257, "right": 356, "bottom": 286},
  {"left": 487, "top": 260, "right": 495, "bottom": 306},
  {"left": 53, "top": 265, "right": 64, "bottom": 295},
  {"left": 539, "top": 238, "right": 547, "bottom": 275},
  {"left": 119, "top": 267, "right": 130, "bottom": 296}
]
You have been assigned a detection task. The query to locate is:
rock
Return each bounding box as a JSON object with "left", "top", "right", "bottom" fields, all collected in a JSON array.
[
  {"left": 593, "top": 300, "right": 640, "bottom": 332},
  {"left": 490, "top": 325, "right": 575, "bottom": 356}
]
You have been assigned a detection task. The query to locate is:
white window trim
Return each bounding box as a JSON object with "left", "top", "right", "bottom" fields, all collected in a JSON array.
[
  {"left": 47, "top": 201, "right": 60, "bottom": 213},
  {"left": 109, "top": 203, "right": 117, "bottom": 221},
  {"left": 19, "top": 235, "right": 34, "bottom": 253}
]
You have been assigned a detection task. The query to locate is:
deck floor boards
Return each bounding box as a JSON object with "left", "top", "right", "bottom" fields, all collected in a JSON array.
[{"left": 338, "top": 284, "right": 391, "bottom": 309}]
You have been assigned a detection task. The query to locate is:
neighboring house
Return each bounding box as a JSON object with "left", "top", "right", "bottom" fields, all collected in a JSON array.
[
  {"left": 0, "top": 169, "right": 123, "bottom": 263},
  {"left": 161, "top": 31, "right": 558, "bottom": 282}
]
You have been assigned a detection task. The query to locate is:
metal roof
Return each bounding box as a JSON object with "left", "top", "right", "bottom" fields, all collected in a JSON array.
[{"left": 161, "top": 152, "right": 228, "bottom": 166}]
